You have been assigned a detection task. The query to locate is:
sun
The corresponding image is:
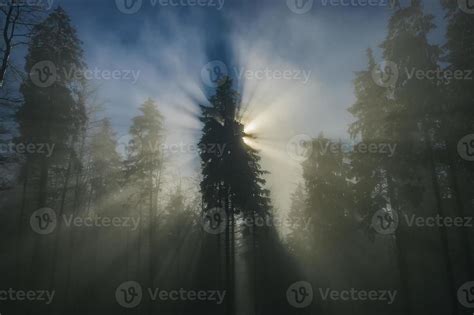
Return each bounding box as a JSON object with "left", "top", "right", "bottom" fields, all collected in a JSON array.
[{"left": 244, "top": 121, "right": 257, "bottom": 134}]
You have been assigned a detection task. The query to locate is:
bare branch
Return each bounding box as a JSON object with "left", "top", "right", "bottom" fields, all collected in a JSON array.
[{"left": 0, "top": 3, "right": 45, "bottom": 88}]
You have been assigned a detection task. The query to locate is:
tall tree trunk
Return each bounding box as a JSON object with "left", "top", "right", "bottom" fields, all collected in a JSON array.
[
  {"left": 16, "top": 160, "right": 29, "bottom": 285},
  {"left": 386, "top": 172, "right": 411, "bottom": 315},
  {"left": 50, "top": 152, "right": 73, "bottom": 289},
  {"left": 447, "top": 143, "right": 474, "bottom": 279},
  {"left": 148, "top": 167, "right": 155, "bottom": 315},
  {"left": 224, "top": 188, "right": 232, "bottom": 315},
  {"left": 252, "top": 211, "right": 258, "bottom": 315},
  {"left": 426, "top": 136, "right": 458, "bottom": 315},
  {"left": 37, "top": 155, "right": 49, "bottom": 207},
  {"left": 230, "top": 203, "right": 235, "bottom": 315},
  {"left": 65, "top": 133, "right": 86, "bottom": 306}
]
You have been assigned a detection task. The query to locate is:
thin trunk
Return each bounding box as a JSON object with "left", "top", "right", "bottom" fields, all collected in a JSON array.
[
  {"left": 37, "top": 155, "right": 49, "bottom": 207},
  {"left": 148, "top": 151, "right": 163, "bottom": 314},
  {"left": 447, "top": 143, "right": 474, "bottom": 279},
  {"left": 65, "top": 134, "right": 86, "bottom": 306},
  {"left": 427, "top": 137, "right": 458, "bottom": 315},
  {"left": 230, "top": 203, "right": 235, "bottom": 315},
  {"left": 29, "top": 154, "right": 50, "bottom": 303},
  {"left": 252, "top": 212, "right": 258, "bottom": 315},
  {"left": 148, "top": 166, "right": 154, "bottom": 315},
  {"left": 224, "top": 189, "right": 231, "bottom": 315},
  {"left": 16, "top": 160, "right": 29, "bottom": 285},
  {"left": 386, "top": 172, "right": 411, "bottom": 315},
  {"left": 72, "top": 132, "right": 86, "bottom": 213},
  {"left": 50, "top": 152, "right": 73, "bottom": 289}
]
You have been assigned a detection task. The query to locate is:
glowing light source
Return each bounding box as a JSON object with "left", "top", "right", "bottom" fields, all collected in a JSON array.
[
  {"left": 243, "top": 121, "right": 257, "bottom": 134},
  {"left": 242, "top": 136, "right": 260, "bottom": 150}
]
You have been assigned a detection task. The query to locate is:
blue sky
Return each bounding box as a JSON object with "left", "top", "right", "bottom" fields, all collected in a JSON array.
[
  {"left": 8, "top": 0, "right": 448, "bottom": 210},
  {"left": 51, "top": 0, "right": 445, "bottom": 135}
]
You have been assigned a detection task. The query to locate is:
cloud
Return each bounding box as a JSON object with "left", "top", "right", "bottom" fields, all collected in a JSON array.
[{"left": 63, "top": 0, "right": 445, "bottom": 217}]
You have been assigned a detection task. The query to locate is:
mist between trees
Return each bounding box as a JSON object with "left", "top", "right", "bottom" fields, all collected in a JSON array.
[{"left": 0, "top": 1, "right": 474, "bottom": 315}]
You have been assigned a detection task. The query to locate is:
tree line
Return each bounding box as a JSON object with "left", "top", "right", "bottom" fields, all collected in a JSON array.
[
  {"left": 0, "top": 1, "right": 473, "bottom": 315},
  {"left": 287, "top": 1, "right": 474, "bottom": 314}
]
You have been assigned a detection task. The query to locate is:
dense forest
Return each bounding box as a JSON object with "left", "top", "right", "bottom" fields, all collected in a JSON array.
[{"left": 0, "top": 0, "right": 473, "bottom": 314}]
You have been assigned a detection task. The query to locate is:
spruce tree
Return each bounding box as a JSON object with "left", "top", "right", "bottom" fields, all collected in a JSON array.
[
  {"left": 350, "top": 1, "right": 457, "bottom": 314},
  {"left": 124, "top": 97, "right": 165, "bottom": 311},
  {"left": 442, "top": 0, "right": 474, "bottom": 280},
  {"left": 10, "top": 9, "right": 88, "bottom": 315},
  {"left": 89, "top": 118, "right": 122, "bottom": 211},
  {"left": 349, "top": 47, "right": 411, "bottom": 315},
  {"left": 199, "top": 76, "right": 271, "bottom": 315},
  {"left": 17, "top": 6, "right": 86, "bottom": 208}
]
